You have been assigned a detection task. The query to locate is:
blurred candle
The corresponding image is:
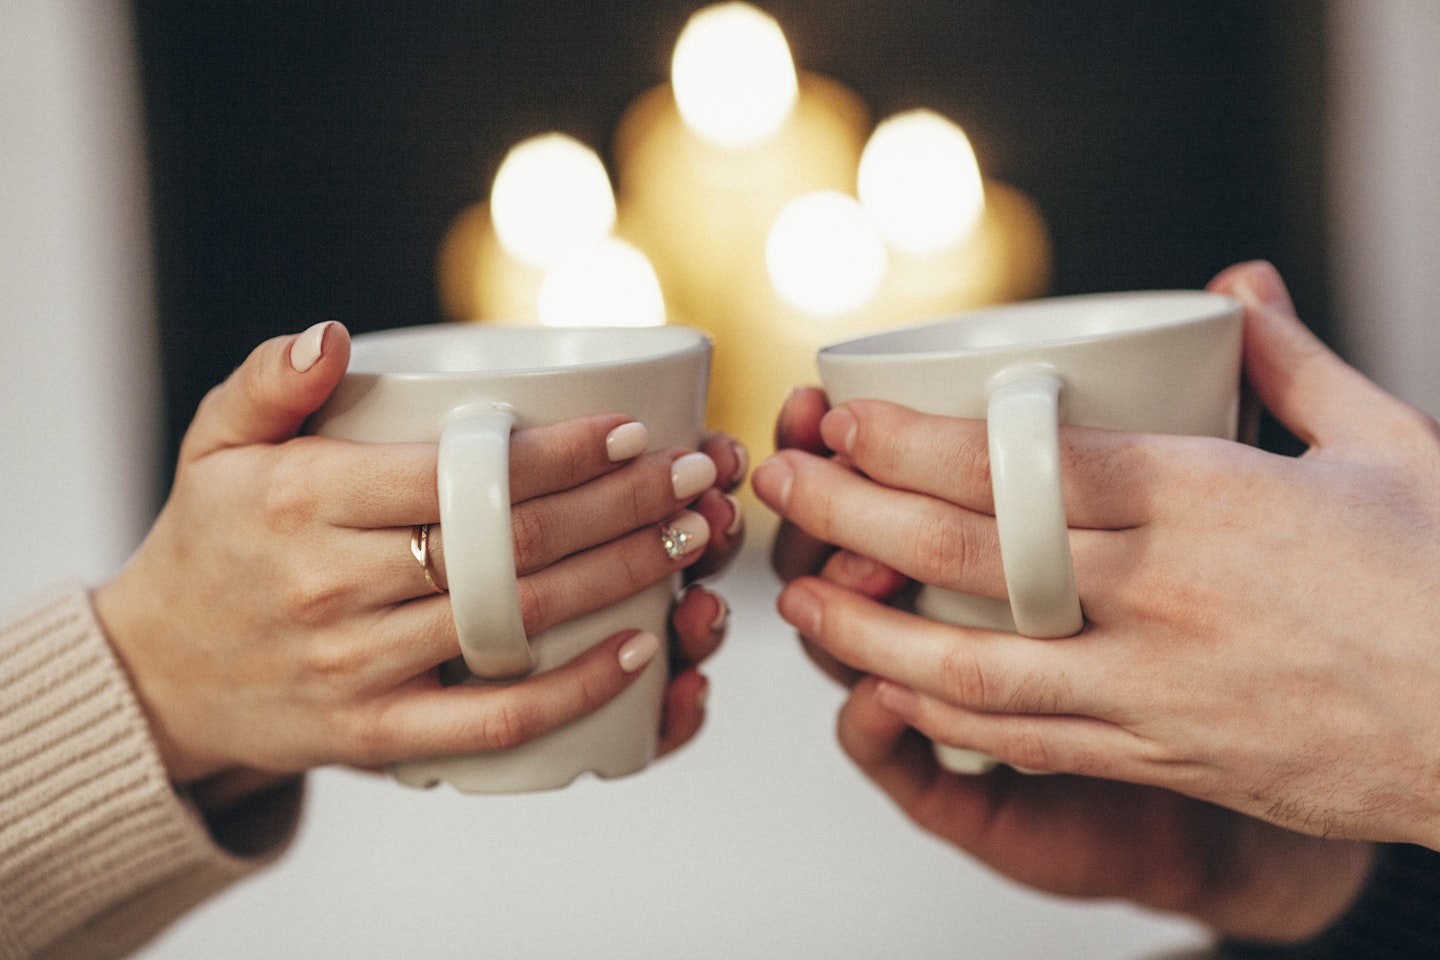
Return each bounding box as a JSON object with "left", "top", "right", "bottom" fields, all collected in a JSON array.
[
  {"left": 437, "top": 133, "right": 620, "bottom": 323},
  {"left": 538, "top": 236, "right": 667, "bottom": 328},
  {"left": 857, "top": 110, "right": 1051, "bottom": 324},
  {"left": 858, "top": 109, "right": 985, "bottom": 256},
  {"left": 710, "top": 113, "right": 1050, "bottom": 466},
  {"left": 702, "top": 188, "right": 890, "bottom": 469},
  {"left": 491, "top": 133, "right": 616, "bottom": 268},
  {"left": 766, "top": 190, "right": 887, "bottom": 318},
  {"left": 614, "top": 2, "right": 869, "bottom": 319},
  {"left": 671, "top": 2, "right": 798, "bottom": 148}
]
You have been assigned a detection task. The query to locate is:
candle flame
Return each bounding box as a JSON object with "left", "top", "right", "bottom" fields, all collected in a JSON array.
[
  {"left": 671, "top": 2, "right": 799, "bottom": 148},
  {"left": 490, "top": 133, "right": 617, "bottom": 269},
  {"left": 858, "top": 109, "right": 985, "bottom": 256},
  {"left": 538, "top": 238, "right": 667, "bottom": 328},
  {"left": 766, "top": 190, "right": 887, "bottom": 318}
]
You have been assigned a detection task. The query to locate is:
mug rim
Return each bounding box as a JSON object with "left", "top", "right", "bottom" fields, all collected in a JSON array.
[
  {"left": 818, "top": 290, "right": 1241, "bottom": 360},
  {"left": 346, "top": 323, "right": 711, "bottom": 376}
]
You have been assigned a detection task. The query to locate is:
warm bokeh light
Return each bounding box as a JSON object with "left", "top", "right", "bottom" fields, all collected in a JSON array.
[
  {"left": 489, "top": 133, "right": 617, "bottom": 269},
  {"left": 671, "top": 2, "right": 799, "bottom": 148},
  {"left": 765, "top": 190, "right": 887, "bottom": 317},
  {"left": 857, "top": 109, "right": 985, "bottom": 256},
  {"left": 537, "top": 237, "right": 667, "bottom": 328}
]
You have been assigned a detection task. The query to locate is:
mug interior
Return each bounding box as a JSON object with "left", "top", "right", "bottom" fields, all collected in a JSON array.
[
  {"left": 348, "top": 324, "right": 707, "bottom": 374},
  {"left": 820, "top": 290, "right": 1237, "bottom": 357}
]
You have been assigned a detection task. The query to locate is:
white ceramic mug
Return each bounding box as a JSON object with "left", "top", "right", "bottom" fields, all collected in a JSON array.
[
  {"left": 308, "top": 324, "right": 711, "bottom": 792},
  {"left": 817, "top": 290, "right": 1242, "bottom": 773}
]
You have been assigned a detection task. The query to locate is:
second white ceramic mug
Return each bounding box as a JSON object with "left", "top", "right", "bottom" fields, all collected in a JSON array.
[
  {"left": 308, "top": 324, "right": 711, "bottom": 792},
  {"left": 817, "top": 290, "right": 1243, "bottom": 773}
]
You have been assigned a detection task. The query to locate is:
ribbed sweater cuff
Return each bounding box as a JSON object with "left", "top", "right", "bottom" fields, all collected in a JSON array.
[
  {"left": 0, "top": 584, "right": 297, "bottom": 959},
  {"left": 1219, "top": 842, "right": 1440, "bottom": 959}
]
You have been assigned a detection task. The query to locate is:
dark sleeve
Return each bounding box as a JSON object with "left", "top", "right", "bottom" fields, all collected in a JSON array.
[{"left": 1220, "top": 843, "right": 1440, "bottom": 960}]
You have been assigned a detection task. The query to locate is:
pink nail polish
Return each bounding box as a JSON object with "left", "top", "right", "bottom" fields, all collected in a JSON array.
[
  {"left": 728, "top": 438, "right": 749, "bottom": 486},
  {"left": 722, "top": 493, "right": 745, "bottom": 538},
  {"left": 671, "top": 452, "right": 718, "bottom": 501},
  {"left": 290, "top": 321, "right": 332, "bottom": 372},
  {"left": 661, "top": 511, "right": 710, "bottom": 560},
  {"left": 618, "top": 631, "right": 661, "bottom": 673},
  {"left": 708, "top": 594, "right": 730, "bottom": 636},
  {"left": 606, "top": 421, "right": 650, "bottom": 462}
]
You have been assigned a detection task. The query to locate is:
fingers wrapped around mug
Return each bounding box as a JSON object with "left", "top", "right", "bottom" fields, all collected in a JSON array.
[
  {"left": 775, "top": 575, "right": 1107, "bottom": 773},
  {"left": 755, "top": 402, "right": 1164, "bottom": 602},
  {"left": 346, "top": 627, "right": 669, "bottom": 765},
  {"left": 410, "top": 440, "right": 742, "bottom": 627},
  {"left": 768, "top": 386, "right": 838, "bottom": 583},
  {"left": 656, "top": 583, "right": 729, "bottom": 756}
]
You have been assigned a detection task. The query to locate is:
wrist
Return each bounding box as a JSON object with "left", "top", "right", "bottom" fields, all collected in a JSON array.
[
  {"left": 1198, "top": 823, "right": 1375, "bottom": 943},
  {"left": 92, "top": 573, "right": 229, "bottom": 785},
  {"left": 183, "top": 771, "right": 306, "bottom": 858},
  {"left": 1221, "top": 843, "right": 1440, "bottom": 958}
]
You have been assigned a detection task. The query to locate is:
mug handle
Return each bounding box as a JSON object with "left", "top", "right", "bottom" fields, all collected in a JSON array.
[
  {"left": 986, "top": 366, "right": 1084, "bottom": 639},
  {"left": 439, "top": 404, "right": 534, "bottom": 678}
]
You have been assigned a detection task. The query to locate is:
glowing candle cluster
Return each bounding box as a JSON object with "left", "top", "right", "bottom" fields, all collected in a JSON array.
[
  {"left": 439, "top": 133, "right": 664, "bottom": 328},
  {"left": 438, "top": 2, "right": 1051, "bottom": 463}
]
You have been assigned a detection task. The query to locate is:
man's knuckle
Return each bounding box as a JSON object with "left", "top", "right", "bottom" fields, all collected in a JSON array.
[
  {"left": 939, "top": 646, "right": 990, "bottom": 708},
  {"left": 912, "top": 512, "right": 979, "bottom": 587}
]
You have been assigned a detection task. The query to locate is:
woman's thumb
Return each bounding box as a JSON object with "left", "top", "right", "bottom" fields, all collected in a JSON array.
[{"left": 180, "top": 321, "right": 351, "bottom": 461}]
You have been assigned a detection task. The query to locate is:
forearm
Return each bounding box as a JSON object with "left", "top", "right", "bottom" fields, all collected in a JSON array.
[{"left": 0, "top": 586, "right": 301, "bottom": 960}]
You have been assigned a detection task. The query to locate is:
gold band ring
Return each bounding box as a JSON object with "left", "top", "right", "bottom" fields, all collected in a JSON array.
[{"left": 410, "top": 524, "right": 446, "bottom": 594}]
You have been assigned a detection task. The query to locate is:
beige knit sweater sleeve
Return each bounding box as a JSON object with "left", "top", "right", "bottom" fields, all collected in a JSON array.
[{"left": 0, "top": 585, "right": 303, "bottom": 960}]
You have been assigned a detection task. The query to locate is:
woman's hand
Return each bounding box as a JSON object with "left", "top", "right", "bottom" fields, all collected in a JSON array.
[
  {"left": 754, "top": 261, "right": 1440, "bottom": 853},
  {"left": 95, "top": 322, "right": 739, "bottom": 794}
]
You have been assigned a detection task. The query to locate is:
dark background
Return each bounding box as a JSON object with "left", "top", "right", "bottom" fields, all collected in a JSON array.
[{"left": 132, "top": 0, "right": 1328, "bottom": 468}]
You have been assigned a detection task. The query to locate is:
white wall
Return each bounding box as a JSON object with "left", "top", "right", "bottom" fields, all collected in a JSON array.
[
  {"left": 0, "top": 0, "right": 159, "bottom": 610},
  {"left": 1328, "top": 0, "right": 1440, "bottom": 415}
]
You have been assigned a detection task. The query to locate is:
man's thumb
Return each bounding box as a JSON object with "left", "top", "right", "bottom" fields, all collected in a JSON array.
[{"left": 1210, "top": 262, "right": 1392, "bottom": 454}]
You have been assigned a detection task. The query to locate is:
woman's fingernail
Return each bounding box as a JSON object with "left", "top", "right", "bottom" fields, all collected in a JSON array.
[
  {"left": 618, "top": 631, "right": 662, "bottom": 673},
  {"left": 722, "top": 493, "right": 745, "bottom": 539},
  {"left": 661, "top": 510, "right": 710, "bottom": 560},
  {"left": 671, "top": 452, "right": 718, "bottom": 501},
  {"left": 727, "top": 438, "right": 750, "bottom": 488},
  {"left": 693, "top": 674, "right": 711, "bottom": 711},
  {"left": 606, "top": 421, "right": 650, "bottom": 462},
  {"left": 290, "top": 321, "right": 333, "bottom": 373},
  {"left": 708, "top": 592, "right": 731, "bottom": 636},
  {"left": 820, "top": 406, "right": 858, "bottom": 456},
  {"left": 750, "top": 456, "right": 794, "bottom": 510}
]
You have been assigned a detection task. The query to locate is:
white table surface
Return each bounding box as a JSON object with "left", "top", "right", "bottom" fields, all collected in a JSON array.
[{"left": 137, "top": 548, "right": 1209, "bottom": 960}]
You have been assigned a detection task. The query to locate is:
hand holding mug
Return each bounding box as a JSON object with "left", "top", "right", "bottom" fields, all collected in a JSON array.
[
  {"left": 758, "top": 261, "right": 1440, "bottom": 851},
  {"left": 785, "top": 287, "right": 1243, "bottom": 773},
  {"left": 94, "top": 322, "right": 738, "bottom": 804}
]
